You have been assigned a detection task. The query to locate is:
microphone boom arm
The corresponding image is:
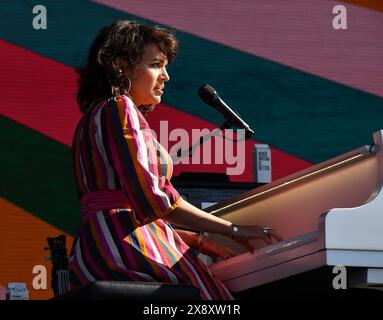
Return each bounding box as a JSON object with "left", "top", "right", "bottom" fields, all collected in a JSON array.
[{"left": 174, "top": 121, "right": 247, "bottom": 160}]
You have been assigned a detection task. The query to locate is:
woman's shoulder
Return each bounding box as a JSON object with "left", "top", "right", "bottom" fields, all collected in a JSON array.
[
  {"left": 102, "top": 95, "right": 148, "bottom": 128},
  {"left": 110, "top": 94, "right": 135, "bottom": 105},
  {"left": 102, "top": 95, "right": 137, "bottom": 112}
]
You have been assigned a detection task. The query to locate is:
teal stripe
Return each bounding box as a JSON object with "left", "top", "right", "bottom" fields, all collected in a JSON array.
[
  {"left": 1, "top": 0, "right": 382, "bottom": 162},
  {"left": 1, "top": 116, "right": 80, "bottom": 235}
]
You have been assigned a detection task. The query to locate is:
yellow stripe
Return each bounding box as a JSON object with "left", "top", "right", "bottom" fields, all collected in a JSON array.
[
  {"left": 134, "top": 227, "right": 150, "bottom": 257},
  {"left": 152, "top": 222, "right": 181, "bottom": 266},
  {"left": 89, "top": 119, "right": 104, "bottom": 189},
  {"left": 134, "top": 225, "right": 163, "bottom": 278},
  {"left": 0, "top": 198, "right": 73, "bottom": 300},
  {"left": 152, "top": 222, "right": 203, "bottom": 286},
  {"left": 159, "top": 143, "right": 172, "bottom": 180}
]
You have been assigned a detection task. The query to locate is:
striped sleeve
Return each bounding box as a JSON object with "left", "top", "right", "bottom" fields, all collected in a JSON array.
[{"left": 102, "top": 95, "right": 183, "bottom": 226}]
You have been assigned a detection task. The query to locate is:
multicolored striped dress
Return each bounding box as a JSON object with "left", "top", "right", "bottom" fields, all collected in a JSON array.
[{"left": 68, "top": 95, "right": 234, "bottom": 300}]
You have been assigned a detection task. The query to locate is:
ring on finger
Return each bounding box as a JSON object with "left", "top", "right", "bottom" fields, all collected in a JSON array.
[{"left": 261, "top": 226, "right": 271, "bottom": 234}]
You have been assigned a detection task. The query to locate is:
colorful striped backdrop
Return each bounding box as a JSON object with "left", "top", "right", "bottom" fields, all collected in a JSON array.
[{"left": 1, "top": 0, "right": 382, "bottom": 299}]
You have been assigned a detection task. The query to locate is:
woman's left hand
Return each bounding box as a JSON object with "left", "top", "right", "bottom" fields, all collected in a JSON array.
[{"left": 175, "top": 229, "right": 236, "bottom": 259}]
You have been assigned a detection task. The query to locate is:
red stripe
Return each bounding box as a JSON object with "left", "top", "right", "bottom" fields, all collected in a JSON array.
[{"left": 0, "top": 40, "right": 82, "bottom": 146}]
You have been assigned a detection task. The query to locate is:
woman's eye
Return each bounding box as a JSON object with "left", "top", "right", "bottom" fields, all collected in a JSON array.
[{"left": 151, "top": 63, "right": 168, "bottom": 69}]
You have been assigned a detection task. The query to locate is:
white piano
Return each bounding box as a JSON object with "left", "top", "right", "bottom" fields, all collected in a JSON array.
[{"left": 206, "top": 130, "right": 383, "bottom": 297}]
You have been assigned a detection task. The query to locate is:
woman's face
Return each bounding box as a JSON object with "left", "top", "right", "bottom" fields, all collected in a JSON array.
[{"left": 128, "top": 44, "right": 170, "bottom": 107}]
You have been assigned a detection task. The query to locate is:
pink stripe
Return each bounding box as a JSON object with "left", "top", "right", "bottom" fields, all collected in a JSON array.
[
  {"left": 169, "top": 239, "right": 214, "bottom": 299},
  {"left": 109, "top": 213, "right": 161, "bottom": 282},
  {"left": 140, "top": 225, "right": 175, "bottom": 282},
  {"left": 95, "top": 0, "right": 383, "bottom": 97},
  {"left": 73, "top": 127, "right": 86, "bottom": 191},
  {"left": 90, "top": 106, "right": 111, "bottom": 189},
  {"left": 89, "top": 214, "right": 125, "bottom": 272},
  {"left": 162, "top": 228, "right": 213, "bottom": 298},
  {"left": 156, "top": 223, "right": 187, "bottom": 264},
  {"left": 163, "top": 222, "right": 232, "bottom": 299},
  {"left": 88, "top": 119, "right": 105, "bottom": 188},
  {"left": 80, "top": 233, "right": 110, "bottom": 279},
  {"left": 110, "top": 213, "right": 141, "bottom": 273}
]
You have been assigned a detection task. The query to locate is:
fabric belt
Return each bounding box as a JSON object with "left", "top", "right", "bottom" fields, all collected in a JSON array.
[{"left": 80, "top": 189, "right": 131, "bottom": 224}]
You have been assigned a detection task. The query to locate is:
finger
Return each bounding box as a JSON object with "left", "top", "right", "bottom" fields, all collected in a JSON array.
[
  {"left": 212, "top": 244, "right": 231, "bottom": 257},
  {"left": 221, "top": 249, "right": 235, "bottom": 258},
  {"left": 225, "top": 247, "right": 237, "bottom": 257},
  {"left": 235, "top": 239, "right": 255, "bottom": 252},
  {"left": 260, "top": 232, "right": 273, "bottom": 245},
  {"left": 269, "top": 234, "right": 282, "bottom": 242},
  {"left": 219, "top": 244, "right": 236, "bottom": 256},
  {"left": 217, "top": 250, "right": 233, "bottom": 259},
  {"left": 269, "top": 230, "right": 283, "bottom": 242},
  {"left": 215, "top": 248, "right": 230, "bottom": 258}
]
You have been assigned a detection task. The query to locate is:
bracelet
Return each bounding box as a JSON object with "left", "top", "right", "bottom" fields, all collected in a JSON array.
[{"left": 231, "top": 224, "right": 239, "bottom": 239}]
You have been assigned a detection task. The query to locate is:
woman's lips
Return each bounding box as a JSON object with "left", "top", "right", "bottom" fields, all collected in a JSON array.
[{"left": 154, "top": 88, "right": 164, "bottom": 95}]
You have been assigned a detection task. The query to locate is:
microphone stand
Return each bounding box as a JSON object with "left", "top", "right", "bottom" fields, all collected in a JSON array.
[{"left": 174, "top": 121, "right": 252, "bottom": 160}]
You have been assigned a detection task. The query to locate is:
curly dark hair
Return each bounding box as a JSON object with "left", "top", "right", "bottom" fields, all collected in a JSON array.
[{"left": 77, "top": 20, "right": 179, "bottom": 113}]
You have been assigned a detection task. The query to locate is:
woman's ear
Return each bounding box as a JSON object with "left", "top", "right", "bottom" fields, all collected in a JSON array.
[{"left": 115, "top": 57, "right": 129, "bottom": 74}]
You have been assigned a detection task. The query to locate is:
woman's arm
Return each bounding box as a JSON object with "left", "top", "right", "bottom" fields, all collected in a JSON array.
[
  {"left": 164, "top": 199, "right": 233, "bottom": 237},
  {"left": 174, "top": 229, "right": 237, "bottom": 259},
  {"left": 165, "top": 199, "right": 283, "bottom": 248}
]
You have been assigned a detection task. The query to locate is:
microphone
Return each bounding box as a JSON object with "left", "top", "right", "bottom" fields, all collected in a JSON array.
[{"left": 198, "top": 84, "right": 255, "bottom": 139}]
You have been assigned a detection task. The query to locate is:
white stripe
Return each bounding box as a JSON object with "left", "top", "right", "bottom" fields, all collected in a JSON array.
[
  {"left": 79, "top": 156, "right": 89, "bottom": 191},
  {"left": 94, "top": 213, "right": 157, "bottom": 282},
  {"left": 94, "top": 107, "right": 116, "bottom": 189},
  {"left": 75, "top": 239, "right": 96, "bottom": 282},
  {"left": 165, "top": 225, "right": 213, "bottom": 299},
  {"left": 141, "top": 225, "right": 179, "bottom": 284},
  {"left": 96, "top": 211, "right": 127, "bottom": 271},
  {"left": 130, "top": 270, "right": 156, "bottom": 282},
  {"left": 78, "top": 127, "right": 89, "bottom": 191},
  {"left": 153, "top": 136, "right": 173, "bottom": 169},
  {"left": 140, "top": 226, "right": 163, "bottom": 264},
  {"left": 124, "top": 97, "right": 172, "bottom": 209}
]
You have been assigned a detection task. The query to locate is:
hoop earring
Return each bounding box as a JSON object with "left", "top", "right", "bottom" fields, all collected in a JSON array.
[
  {"left": 126, "top": 76, "right": 132, "bottom": 93},
  {"left": 117, "top": 69, "right": 132, "bottom": 94}
]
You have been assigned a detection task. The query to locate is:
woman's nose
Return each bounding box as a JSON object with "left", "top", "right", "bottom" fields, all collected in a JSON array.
[{"left": 161, "top": 67, "right": 170, "bottom": 82}]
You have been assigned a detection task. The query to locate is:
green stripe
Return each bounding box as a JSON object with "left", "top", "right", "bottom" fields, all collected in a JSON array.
[
  {"left": 1, "top": 116, "right": 80, "bottom": 235},
  {"left": 1, "top": 0, "right": 382, "bottom": 162}
]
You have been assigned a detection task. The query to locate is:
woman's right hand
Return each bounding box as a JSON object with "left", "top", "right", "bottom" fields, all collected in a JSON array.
[{"left": 231, "top": 225, "right": 283, "bottom": 252}]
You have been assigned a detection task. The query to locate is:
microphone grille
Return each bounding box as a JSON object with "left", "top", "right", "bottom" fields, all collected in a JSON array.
[{"left": 198, "top": 84, "right": 218, "bottom": 105}]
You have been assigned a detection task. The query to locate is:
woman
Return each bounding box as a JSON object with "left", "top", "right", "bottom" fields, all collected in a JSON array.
[{"left": 69, "top": 20, "right": 281, "bottom": 300}]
